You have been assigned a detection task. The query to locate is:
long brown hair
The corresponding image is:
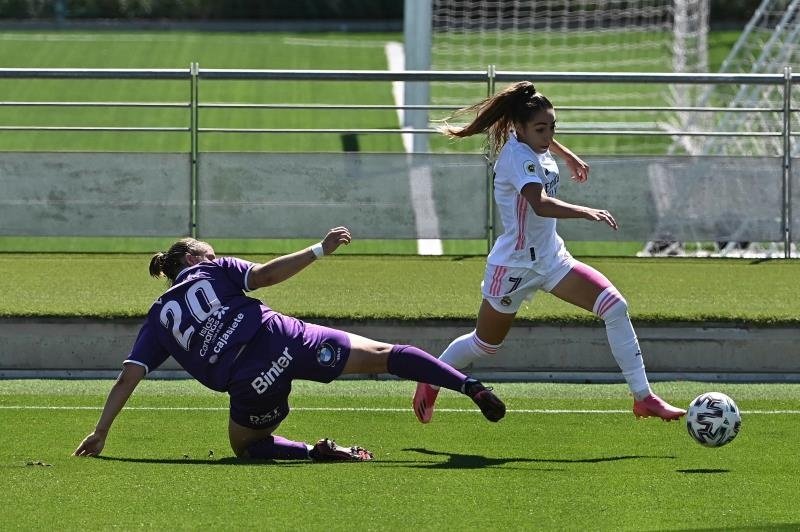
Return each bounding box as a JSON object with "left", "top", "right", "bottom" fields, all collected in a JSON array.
[
  {"left": 440, "top": 81, "right": 554, "bottom": 155},
  {"left": 149, "top": 237, "right": 208, "bottom": 283}
]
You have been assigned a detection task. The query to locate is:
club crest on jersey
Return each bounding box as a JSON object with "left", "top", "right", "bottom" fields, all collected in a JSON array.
[
  {"left": 523, "top": 160, "right": 537, "bottom": 175},
  {"left": 316, "top": 342, "right": 342, "bottom": 367},
  {"left": 500, "top": 296, "right": 513, "bottom": 307}
]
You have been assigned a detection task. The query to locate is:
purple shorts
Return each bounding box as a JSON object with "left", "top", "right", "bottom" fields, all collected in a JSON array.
[{"left": 227, "top": 314, "right": 351, "bottom": 429}]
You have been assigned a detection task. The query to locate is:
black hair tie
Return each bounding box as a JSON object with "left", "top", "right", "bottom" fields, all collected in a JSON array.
[{"left": 523, "top": 84, "right": 536, "bottom": 98}]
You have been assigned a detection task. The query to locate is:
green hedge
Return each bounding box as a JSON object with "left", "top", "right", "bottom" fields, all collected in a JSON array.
[
  {"left": 0, "top": 0, "right": 762, "bottom": 22},
  {"left": 0, "top": 0, "right": 403, "bottom": 20}
]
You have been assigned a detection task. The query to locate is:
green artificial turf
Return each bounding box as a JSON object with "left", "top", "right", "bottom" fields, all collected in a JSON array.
[{"left": 1, "top": 379, "right": 798, "bottom": 530}]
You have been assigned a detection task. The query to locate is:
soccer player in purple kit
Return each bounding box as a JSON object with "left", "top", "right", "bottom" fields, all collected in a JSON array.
[{"left": 74, "top": 226, "right": 505, "bottom": 462}]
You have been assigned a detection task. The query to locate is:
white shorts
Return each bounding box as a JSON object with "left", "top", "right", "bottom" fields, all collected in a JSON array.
[{"left": 480, "top": 255, "right": 577, "bottom": 314}]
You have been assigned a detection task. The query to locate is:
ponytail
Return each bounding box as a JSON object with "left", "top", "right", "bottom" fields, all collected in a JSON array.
[
  {"left": 148, "top": 237, "right": 208, "bottom": 284},
  {"left": 149, "top": 252, "right": 167, "bottom": 278},
  {"left": 439, "top": 81, "right": 553, "bottom": 155}
]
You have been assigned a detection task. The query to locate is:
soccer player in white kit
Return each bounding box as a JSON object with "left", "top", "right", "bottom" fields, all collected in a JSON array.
[{"left": 413, "top": 81, "right": 685, "bottom": 424}]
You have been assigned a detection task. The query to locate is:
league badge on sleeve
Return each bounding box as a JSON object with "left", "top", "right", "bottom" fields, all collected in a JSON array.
[{"left": 523, "top": 160, "right": 537, "bottom": 175}]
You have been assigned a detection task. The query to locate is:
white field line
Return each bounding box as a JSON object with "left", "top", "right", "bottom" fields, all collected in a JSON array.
[
  {"left": 385, "top": 41, "right": 412, "bottom": 154},
  {"left": 1, "top": 405, "right": 798, "bottom": 415},
  {"left": 385, "top": 41, "right": 443, "bottom": 256}
]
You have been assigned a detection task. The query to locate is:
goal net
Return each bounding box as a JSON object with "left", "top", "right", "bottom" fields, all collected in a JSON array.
[
  {"left": 649, "top": 0, "right": 799, "bottom": 258},
  {"left": 674, "top": 0, "right": 799, "bottom": 159},
  {"left": 429, "top": 0, "right": 708, "bottom": 155}
]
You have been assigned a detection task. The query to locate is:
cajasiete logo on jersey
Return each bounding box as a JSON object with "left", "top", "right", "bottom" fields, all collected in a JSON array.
[
  {"left": 316, "top": 342, "right": 342, "bottom": 367},
  {"left": 524, "top": 160, "right": 536, "bottom": 175}
]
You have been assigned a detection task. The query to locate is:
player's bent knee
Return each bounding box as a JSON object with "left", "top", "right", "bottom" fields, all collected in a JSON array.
[
  {"left": 594, "top": 286, "right": 629, "bottom": 321},
  {"left": 604, "top": 297, "right": 629, "bottom": 320},
  {"left": 346, "top": 332, "right": 392, "bottom": 356},
  {"left": 228, "top": 417, "right": 278, "bottom": 459},
  {"left": 232, "top": 444, "right": 250, "bottom": 459},
  {"left": 471, "top": 331, "right": 503, "bottom": 357},
  {"left": 342, "top": 347, "right": 390, "bottom": 374}
]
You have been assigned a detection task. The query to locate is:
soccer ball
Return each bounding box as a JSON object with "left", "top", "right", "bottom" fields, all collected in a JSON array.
[{"left": 686, "top": 392, "right": 741, "bottom": 447}]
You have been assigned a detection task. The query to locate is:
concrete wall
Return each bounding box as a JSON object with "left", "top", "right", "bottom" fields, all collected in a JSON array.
[
  {"left": 1, "top": 318, "right": 798, "bottom": 381},
  {"left": 0, "top": 153, "right": 191, "bottom": 237},
  {"left": 1, "top": 152, "right": 790, "bottom": 243}
]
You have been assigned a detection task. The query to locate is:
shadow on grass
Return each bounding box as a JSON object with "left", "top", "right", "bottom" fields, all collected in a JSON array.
[
  {"left": 96, "top": 455, "right": 243, "bottom": 465},
  {"left": 93, "top": 451, "right": 675, "bottom": 470},
  {"left": 94, "top": 455, "right": 423, "bottom": 467},
  {"left": 398, "top": 448, "right": 675, "bottom": 470},
  {"left": 676, "top": 468, "right": 730, "bottom": 474}
]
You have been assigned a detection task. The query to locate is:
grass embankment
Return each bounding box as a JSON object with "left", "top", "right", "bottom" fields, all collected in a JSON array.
[{"left": 1, "top": 254, "right": 797, "bottom": 325}]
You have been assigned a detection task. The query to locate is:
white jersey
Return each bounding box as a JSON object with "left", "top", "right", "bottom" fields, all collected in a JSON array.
[{"left": 487, "top": 133, "right": 572, "bottom": 273}]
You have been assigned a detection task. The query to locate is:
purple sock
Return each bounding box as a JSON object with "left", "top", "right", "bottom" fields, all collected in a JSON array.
[
  {"left": 246, "top": 435, "right": 310, "bottom": 460},
  {"left": 387, "top": 345, "right": 467, "bottom": 393}
]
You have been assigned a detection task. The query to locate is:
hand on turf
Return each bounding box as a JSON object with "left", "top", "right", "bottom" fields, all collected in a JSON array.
[
  {"left": 321, "top": 226, "right": 352, "bottom": 256},
  {"left": 73, "top": 431, "right": 106, "bottom": 457}
]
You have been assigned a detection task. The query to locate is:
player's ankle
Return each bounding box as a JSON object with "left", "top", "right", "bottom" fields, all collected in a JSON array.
[
  {"left": 632, "top": 388, "right": 651, "bottom": 402},
  {"left": 462, "top": 378, "right": 484, "bottom": 397}
]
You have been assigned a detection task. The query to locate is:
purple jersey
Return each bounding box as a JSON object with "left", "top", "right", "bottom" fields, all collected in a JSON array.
[{"left": 125, "top": 257, "right": 274, "bottom": 391}]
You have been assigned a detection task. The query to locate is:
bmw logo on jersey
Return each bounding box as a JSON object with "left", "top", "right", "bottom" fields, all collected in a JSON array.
[{"left": 316, "top": 342, "right": 342, "bottom": 367}]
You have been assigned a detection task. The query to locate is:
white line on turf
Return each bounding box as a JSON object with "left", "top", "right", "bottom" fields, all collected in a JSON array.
[{"left": 1, "top": 405, "right": 798, "bottom": 414}]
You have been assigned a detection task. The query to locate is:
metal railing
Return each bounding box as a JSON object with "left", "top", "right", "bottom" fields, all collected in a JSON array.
[{"left": 0, "top": 66, "right": 796, "bottom": 256}]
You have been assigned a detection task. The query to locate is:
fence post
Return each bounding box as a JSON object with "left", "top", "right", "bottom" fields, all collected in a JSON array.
[
  {"left": 783, "top": 65, "right": 792, "bottom": 258},
  {"left": 190, "top": 62, "right": 199, "bottom": 238},
  {"left": 485, "top": 64, "right": 496, "bottom": 254}
]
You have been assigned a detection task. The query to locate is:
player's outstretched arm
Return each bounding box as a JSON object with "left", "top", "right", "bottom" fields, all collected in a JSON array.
[
  {"left": 549, "top": 139, "right": 589, "bottom": 183},
  {"left": 247, "top": 226, "right": 351, "bottom": 289},
  {"left": 73, "top": 362, "right": 145, "bottom": 457},
  {"left": 522, "top": 183, "right": 618, "bottom": 230}
]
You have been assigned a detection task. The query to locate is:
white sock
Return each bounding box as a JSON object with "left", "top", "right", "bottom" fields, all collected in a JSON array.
[
  {"left": 430, "top": 331, "right": 501, "bottom": 391},
  {"left": 593, "top": 287, "right": 651, "bottom": 400}
]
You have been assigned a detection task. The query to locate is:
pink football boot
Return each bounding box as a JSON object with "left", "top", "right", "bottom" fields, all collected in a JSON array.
[
  {"left": 633, "top": 393, "right": 686, "bottom": 421},
  {"left": 413, "top": 382, "right": 440, "bottom": 423}
]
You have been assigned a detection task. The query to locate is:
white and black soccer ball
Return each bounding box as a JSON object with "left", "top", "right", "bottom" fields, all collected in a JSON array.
[{"left": 686, "top": 392, "right": 741, "bottom": 447}]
